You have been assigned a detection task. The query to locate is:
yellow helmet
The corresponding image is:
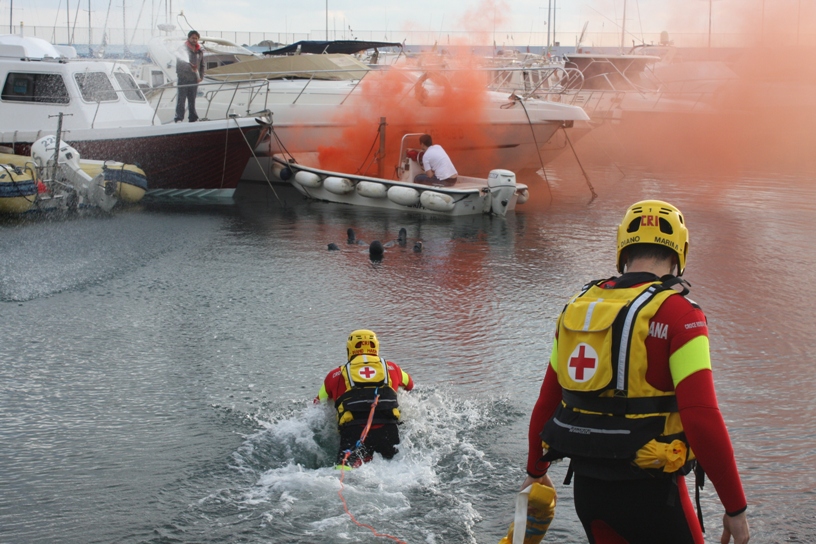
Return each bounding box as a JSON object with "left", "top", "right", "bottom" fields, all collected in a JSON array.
[
  {"left": 616, "top": 200, "right": 689, "bottom": 275},
  {"left": 347, "top": 329, "right": 379, "bottom": 360}
]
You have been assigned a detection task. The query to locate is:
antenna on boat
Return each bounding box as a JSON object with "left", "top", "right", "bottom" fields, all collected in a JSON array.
[{"left": 577, "top": 21, "right": 588, "bottom": 51}]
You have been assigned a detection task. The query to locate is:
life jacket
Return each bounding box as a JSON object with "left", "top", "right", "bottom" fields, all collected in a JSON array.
[
  {"left": 540, "top": 275, "right": 697, "bottom": 480},
  {"left": 334, "top": 355, "right": 401, "bottom": 427}
]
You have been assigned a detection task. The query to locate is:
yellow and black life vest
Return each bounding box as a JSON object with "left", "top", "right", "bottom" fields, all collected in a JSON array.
[
  {"left": 335, "top": 355, "right": 401, "bottom": 427},
  {"left": 540, "top": 275, "right": 696, "bottom": 479}
]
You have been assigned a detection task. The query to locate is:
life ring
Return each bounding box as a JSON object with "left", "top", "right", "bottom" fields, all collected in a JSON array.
[{"left": 414, "top": 71, "right": 452, "bottom": 106}]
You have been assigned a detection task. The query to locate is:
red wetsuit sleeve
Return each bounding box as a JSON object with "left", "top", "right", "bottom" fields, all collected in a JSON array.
[
  {"left": 322, "top": 368, "right": 346, "bottom": 401},
  {"left": 387, "top": 361, "right": 413, "bottom": 391},
  {"left": 527, "top": 364, "right": 563, "bottom": 477},
  {"left": 676, "top": 369, "right": 747, "bottom": 514}
]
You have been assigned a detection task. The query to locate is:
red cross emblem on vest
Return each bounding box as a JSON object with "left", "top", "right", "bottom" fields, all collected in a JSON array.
[
  {"left": 568, "top": 343, "right": 598, "bottom": 382},
  {"left": 359, "top": 366, "right": 377, "bottom": 379}
]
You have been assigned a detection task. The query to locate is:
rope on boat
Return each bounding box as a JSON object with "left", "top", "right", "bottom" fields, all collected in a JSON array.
[
  {"left": 221, "top": 119, "right": 230, "bottom": 188},
  {"left": 231, "top": 117, "right": 283, "bottom": 205},
  {"left": 355, "top": 124, "right": 383, "bottom": 176},
  {"left": 562, "top": 126, "right": 598, "bottom": 204},
  {"left": 514, "top": 96, "right": 554, "bottom": 207},
  {"left": 336, "top": 388, "right": 407, "bottom": 544}
]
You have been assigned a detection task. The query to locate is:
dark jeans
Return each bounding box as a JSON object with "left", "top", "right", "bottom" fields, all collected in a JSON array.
[
  {"left": 337, "top": 423, "right": 400, "bottom": 466},
  {"left": 414, "top": 174, "right": 456, "bottom": 187},
  {"left": 175, "top": 83, "right": 199, "bottom": 122}
]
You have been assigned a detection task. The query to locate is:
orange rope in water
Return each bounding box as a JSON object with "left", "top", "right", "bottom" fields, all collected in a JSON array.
[{"left": 337, "top": 391, "right": 407, "bottom": 544}]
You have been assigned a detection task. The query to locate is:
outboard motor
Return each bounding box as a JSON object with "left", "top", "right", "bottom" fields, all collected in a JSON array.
[
  {"left": 31, "top": 135, "right": 118, "bottom": 212},
  {"left": 487, "top": 169, "right": 517, "bottom": 216}
]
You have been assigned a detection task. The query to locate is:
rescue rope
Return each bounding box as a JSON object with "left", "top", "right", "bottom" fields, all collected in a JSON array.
[{"left": 336, "top": 388, "right": 407, "bottom": 544}]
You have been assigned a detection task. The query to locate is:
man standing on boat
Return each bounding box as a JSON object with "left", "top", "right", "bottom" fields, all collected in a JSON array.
[
  {"left": 414, "top": 134, "right": 458, "bottom": 186},
  {"left": 174, "top": 30, "right": 205, "bottom": 123},
  {"left": 316, "top": 329, "right": 414, "bottom": 468},
  {"left": 522, "top": 200, "right": 750, "bottom": 543}
]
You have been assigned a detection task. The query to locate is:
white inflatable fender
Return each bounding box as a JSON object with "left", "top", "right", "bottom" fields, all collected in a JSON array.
[
  {"left": 323, "top": 176, "right": 354, "bottom": 195},
  {"left": 419, "top": 190, "right": 456, "bottom": 212},
  {"left": 294, "top": 170, "right": 322, "bottom": 188},
  {"left": 387, "top": 185, "right": 420, "bottom": 207},
  {"left": 516, "top": 188, "right": 530, "bottom": 204},
  {"left": 356, "top": 180, "right": 388, "bottom": 199}
]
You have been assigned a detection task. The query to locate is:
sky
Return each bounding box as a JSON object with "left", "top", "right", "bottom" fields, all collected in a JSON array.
[{"left": 2, "top": 0, "right": 813, "bottom": 48}]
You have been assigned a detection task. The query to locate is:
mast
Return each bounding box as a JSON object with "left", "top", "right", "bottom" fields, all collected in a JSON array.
[
  {"left": 708, "top": 0, "right": 712, "bottom": 48},
  {"left": 123, "top": 0, "right": 128, "bottom": 56},
  {"left": 9, "top": 0, "right": 12, "bottom": 34},
  {"left": 67, "top": 1, "right": 71, "bottom": 44},
  {"left": 620, "top": 0, "right": 627, "bottom": 53},
  {"left": 546, "top": 0, "right": 551, "bottom": 51}
]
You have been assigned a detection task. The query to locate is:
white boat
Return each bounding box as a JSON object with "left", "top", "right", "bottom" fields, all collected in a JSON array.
[
  {"left": 140, "top": 36, "right": 590, "bottom": 184},
  {"left": 0, "top": 34, "right": 269, "bottom": 197},
  {"left": 271, "top": 133, "right": 529, "bottom": 217}
]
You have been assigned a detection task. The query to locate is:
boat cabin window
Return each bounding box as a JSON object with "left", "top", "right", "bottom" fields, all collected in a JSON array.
[
  {"left": 74, "top": 72, "right": 118, "bottom": 102},
  {"left": 205, "top": 54, "right": 240, "bottom": 70},
  {"left": 112, "top": 72, "right": 146, "bottom": 102},
  {"left": 1, "top": 72, "right": 70, "bottom": 104},
  {"left": 150, "top": 70, "right": 165, "bottom": 87}
]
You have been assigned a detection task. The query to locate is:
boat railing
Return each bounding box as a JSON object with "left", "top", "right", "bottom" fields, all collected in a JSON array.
[
  {"left": 485, "top": 64, "right": 576, "bottom": 99},
  {"left": 144, "top": 67, "right": 373, "bottom": 122}
]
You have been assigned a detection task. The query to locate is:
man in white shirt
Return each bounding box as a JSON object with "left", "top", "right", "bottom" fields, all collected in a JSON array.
[{"left": 414, "top": 134, "right": 458, "bottom": 186}]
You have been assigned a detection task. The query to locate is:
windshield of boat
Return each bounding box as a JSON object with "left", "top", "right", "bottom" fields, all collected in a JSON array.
[
  {"left": 74, "top": 71, "right": 118, "bottom": 102},
  {"left": 112, "top": 71, "right": 146, "bottom": 102}
]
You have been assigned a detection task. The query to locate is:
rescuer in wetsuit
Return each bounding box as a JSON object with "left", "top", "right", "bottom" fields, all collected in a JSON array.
[
  {"left": 522, "top": 200, "right": 750, "bottom": 544},
  {"left": 316, "top": 329, "right": 414, "bottom": 467}
]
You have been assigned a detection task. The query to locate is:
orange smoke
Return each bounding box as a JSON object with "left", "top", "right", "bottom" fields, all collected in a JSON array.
[
  {"left": 317, "top": 1, "right": 508, "bottom": 178},
  {"left": 576, "top": 0, "right": 816, "bottom": 176}
]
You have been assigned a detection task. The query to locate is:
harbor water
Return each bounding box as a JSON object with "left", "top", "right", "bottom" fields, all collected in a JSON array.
[{"left": 1, "top": 158, "right": 815, "bottom": 543}]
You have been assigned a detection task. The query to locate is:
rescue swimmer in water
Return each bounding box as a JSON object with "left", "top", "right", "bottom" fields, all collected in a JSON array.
[
  {"left": 520, "top": 200, "right": 750, "bottom": 544},
  {"left": 315, "top": 329, "right": 414, "bottom": 468},
  {"left": 329, "top": 227, "right": 417, "bottom": 256}
]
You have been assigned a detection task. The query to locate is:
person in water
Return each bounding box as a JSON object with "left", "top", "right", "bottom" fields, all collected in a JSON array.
[
  {"left": 522, "top": 200, "right": 750, "bottom": 544},
  {"left": 413, "top": 134, "right": 458, "bottom": 187},
  {"left": 316, "top": 329, "right": 414, "bottom": 467}
]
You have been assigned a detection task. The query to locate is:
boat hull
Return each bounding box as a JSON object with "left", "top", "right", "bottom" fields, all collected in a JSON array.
[{"left": 1, "top": 119, "right": 267, "bottom": 191}]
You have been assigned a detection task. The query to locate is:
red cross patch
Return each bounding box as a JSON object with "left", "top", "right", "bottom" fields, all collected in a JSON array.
[
  {"left": 568, "top": 343, "right": 598, "bottom": 382},
  {"left": 358, "top": 366, "right": 378, "bottom": 380}
]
